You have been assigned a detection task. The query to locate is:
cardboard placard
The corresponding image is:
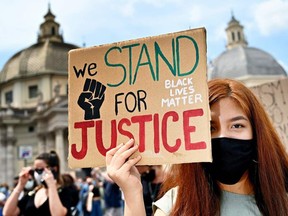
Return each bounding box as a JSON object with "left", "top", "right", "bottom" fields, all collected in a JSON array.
[
  {"left": 68, "top": 28, "right": 211, "bottom": 168},
  {"left": 251, "top": 78, "right": 288, "bottom": 150}
]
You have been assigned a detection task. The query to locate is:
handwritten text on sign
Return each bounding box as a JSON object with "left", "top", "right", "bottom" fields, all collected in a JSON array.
[
  {"left": 68, "top": 28, "right": 211, "bottom": 168},
  {"left": 251, "top": 78, "right": 288, "bottom": 149}
]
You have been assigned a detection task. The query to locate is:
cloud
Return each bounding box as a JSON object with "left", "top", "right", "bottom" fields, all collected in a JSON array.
[{"left": 253, "top": 0, "right": 288, "bottom": 36}]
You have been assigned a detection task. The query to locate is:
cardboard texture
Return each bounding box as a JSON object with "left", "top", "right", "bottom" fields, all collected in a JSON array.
[
  {"left": 251, "top": 78, "right": 288, "bottom": 150},
  {"left": 68, "top": 28, "right": 211, "bottom": 168}
]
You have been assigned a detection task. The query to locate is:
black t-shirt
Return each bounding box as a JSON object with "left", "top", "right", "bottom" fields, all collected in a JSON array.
[
  {"left": 92, "top": 186, "right": 101, "bottom": 198},
  {"left": 18, "top": 187, "right": 73, "bottom": 216}
]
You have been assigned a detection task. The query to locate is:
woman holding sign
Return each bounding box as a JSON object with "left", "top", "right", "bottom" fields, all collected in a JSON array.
[{"left": 106, "top": 79, "right": 288, "bottom": 216}]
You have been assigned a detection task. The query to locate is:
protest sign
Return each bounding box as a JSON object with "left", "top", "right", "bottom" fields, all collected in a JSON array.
[
  {"left": 68, "top": 28, "right": 211, "bottom": 168},
  {"left": 251, "top": 78, "right": 288, "bottom": 150}
]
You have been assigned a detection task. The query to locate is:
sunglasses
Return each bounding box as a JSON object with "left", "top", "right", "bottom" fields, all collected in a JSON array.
[
  {"left": 29, "top": 168, "right": 45, "bottom": 175},
  {"left": 35, "top": 168, "right": 45, "bottom": 174}
]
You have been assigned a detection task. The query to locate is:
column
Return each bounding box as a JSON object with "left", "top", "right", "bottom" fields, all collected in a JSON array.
[
  {"left": 46, "top": 133, "right": 55, "bottom": 151},
  {"left": 38, "top": 135, "right": 46, "bottom": 154},
  {"left": 0, "top": 126, "right": 6, "bottom": 184},
  {"left": 55, "top": 128, "right": 66, "bottom": 172},
  {"left": 6, "top": 125, "right": 16, "bottom": 186}
]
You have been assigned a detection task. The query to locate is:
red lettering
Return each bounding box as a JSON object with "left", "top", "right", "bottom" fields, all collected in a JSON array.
[
  {"left": 95, "top": 120, "right": 117, "bottom": 156},
  {"left": 153, "top": 114, "right": 160, "bottom": 153},
  {"left": 162, "top": 111, "right": 181, "bottom": 153},
  {"left": 118, "top": 118, "right": 134, "bottom": 139},
  {"left": 183, "top": 109, "right": 206, "bottom": 150},
  {"left": 71, "top": 121, "right": 94, "bottom": 159},
  {"left": 131, "top": 115, "right": 153, "bottom": 152},
  {"left": 71, "top": 108, "right": 208, "bottom": 161}
]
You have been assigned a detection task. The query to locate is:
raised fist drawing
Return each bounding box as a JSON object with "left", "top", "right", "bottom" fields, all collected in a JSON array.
[{"left": 78, "top": 78, "right": 106, "bottom": 120}]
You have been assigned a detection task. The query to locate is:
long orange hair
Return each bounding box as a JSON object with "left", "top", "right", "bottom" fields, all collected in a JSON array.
[{"left": 159, "top": 78, "right": 288, "bottom": 215}]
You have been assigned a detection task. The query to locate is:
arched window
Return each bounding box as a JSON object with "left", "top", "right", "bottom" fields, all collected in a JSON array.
[
  {"left": 231, "top": 32, "right": 235, "bottom": 41},
  {"left": 237, "top": 31, "right": 241, "bottom": 41},
  {"left": 51, "top": 26, "right": 56, "bottom": 35},
  {"left": 5, "top": 91, "right": 13, "bottom": 104}
]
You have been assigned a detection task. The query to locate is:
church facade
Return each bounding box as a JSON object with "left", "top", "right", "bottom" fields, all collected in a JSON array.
[{"left": 0, "top": 6, "right": 78, "bottom": 184}]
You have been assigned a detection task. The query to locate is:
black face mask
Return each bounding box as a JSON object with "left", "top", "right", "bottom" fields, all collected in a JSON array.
[
  {"left": 142, "top": 169, "right": 156, "bottom": 182},
  {"left": 204, "top": 137, "right": 256, "bottom": 185}
]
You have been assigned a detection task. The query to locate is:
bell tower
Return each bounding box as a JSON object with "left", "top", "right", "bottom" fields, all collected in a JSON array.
[
  {"left": 37, "top": 3, "right": 63, "bottom": 43},
  {"left": 225, "top": 13, "right": 248, "bottom": 49}
]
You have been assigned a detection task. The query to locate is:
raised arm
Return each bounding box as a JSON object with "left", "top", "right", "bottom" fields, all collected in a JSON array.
[
  {"left": 3, "top": 167, "right": 31, "bottom": 216},
  {"left": 106, "top": 138, "right": 146, "bottom": 216},
  {"left": 43, "top": 169, "right": 68, "bottom": 216}
]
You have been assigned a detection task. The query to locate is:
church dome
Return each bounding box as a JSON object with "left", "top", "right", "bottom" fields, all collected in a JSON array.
[
  {"left": 210, "top": 15, "right": 287, "bottom": 80},
  {"left": 210, "top": 46, "right": 287, "bottom": 79},
  {"left": 0, "top": 41, "right": 77, "bottom": 83},
  {"left": 0, "top": 6, "right": 79, "bottom": 84}
]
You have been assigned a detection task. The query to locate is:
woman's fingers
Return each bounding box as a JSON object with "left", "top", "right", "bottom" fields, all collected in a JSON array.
[
  {"left": 106, "top": 139, "right": 136, "bottom": 164},
  {"left": 19, "top": 167, "right": 32, "bottom": 177},
  {"left": 106, "top": 139, "right": 142, "bottom": 177},
  {"left": 110, "top": 139, "right": 139, "bottom": 168},
  {"left": 106, "top": 143, "right": 124, "bottom": 165},
  {"left": 120, "top": 155, "right": 142, "bottom": 173}
]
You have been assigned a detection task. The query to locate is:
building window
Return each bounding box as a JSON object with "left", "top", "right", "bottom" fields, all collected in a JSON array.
[
  {"left": 28, "top": 126, "right": 35, "bottom": 133},
  {"left": 51, "top": 26, "right": 55, "bottom": 35},
  {"left": 237, "top": 31, "right": 241, "bottom": 41},
  {"left": 29, "top": 85, "right": 38, "bottom": 98},
  {"left": 5, "top": 91, "right": 13, "bottom": 104},
  {"left": 231, "top": 32, "right": 235, "bottom": 41}
]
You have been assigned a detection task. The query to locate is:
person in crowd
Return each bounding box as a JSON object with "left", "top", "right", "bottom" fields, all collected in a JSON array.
[
  {"left": 103, "top": 177, "right": 123, "bottom": 216},
  {"left": 83, "top": 177, "right": 102, "bottom": 216},
  {"left": 0, "top": 183, "right": 10, "bottom": 216},
  {"left": 79, "top": 176, "right": 90, "bottom": 216},
  {"left": 62, "top": 173, "right": 80, "bottom": 216},
  {"left": 137, "top": 166, "right": 165, "bottom": 216},
  {"left": 105, "top": 78, "right": 288, "bottom": 216},
  {"left": 74, "top": 177, "right": 85, "bottom": 216},
  {"left": 17, "top": 172, "right": 37, "bottom": 201},
  {"left": 3, "top": 150, "right": 74, "bottom": 216}
]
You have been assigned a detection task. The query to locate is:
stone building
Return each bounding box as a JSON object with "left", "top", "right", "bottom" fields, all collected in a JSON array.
[
  {"left": 209, "top": 15, "right": 287, "bottom": 85},
  {"left": 0, "top": 9, "right": 286, "bottom": 186},
  {"left": 0, "top": 6, "right": 79, "bottom": 185}
]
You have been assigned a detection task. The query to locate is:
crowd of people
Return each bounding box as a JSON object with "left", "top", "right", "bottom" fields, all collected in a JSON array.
[
  {"left": 0, "top": 151, "right": 164, "bottom": 216},
  {"left": 1, "top": 78, "right": 288, "bottom": 216}
]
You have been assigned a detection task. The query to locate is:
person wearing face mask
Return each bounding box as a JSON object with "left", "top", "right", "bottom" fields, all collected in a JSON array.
[
  {"left": 23, "top": 178, "right": 35, "bottom": 193},
  {"left": 105, "top": 78, "right": 288, "bottom": 216},
  {"left": 15, "top": 176, "right": 36, "bottom": 201},
  {"left": 0, "top": 183, "right": 10, "bottom": 216},
  {"left": 3, "top": 150, "right": 74, "bottom": 216},
  {"left": 137, "top": 166, "right": 165, "bottom": 216}
]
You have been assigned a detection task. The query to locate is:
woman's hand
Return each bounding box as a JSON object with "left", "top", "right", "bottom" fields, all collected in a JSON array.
[
  {"left": 106, "top": 138, "right": 142, "bottom": 194},
  {"left": 2, "top": 167, "right": 33, "bottom": 216},
  {"left": 18, "top": 167, "right": 33, "bottom": 188},
  {"left": 106, "top": 139, "right": 147, "bottom": 216},
  {"left": 42, "top": 168, "right": 57, "bottom": 188}
]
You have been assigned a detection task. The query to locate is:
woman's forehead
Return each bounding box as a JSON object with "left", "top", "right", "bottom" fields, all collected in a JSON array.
[
  {"left": 210, "top": 98, "right": 246, "bottom": 119},
  {"left": 34, "top": 159, "right": 47, "bottom": 167}
]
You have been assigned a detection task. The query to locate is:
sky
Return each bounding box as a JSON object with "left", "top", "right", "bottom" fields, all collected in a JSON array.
[{"left": 0, "top": 0, "right": 287, "bottom": 72}]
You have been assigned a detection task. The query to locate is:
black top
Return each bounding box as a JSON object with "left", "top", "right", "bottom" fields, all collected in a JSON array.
[
  {"left": 18, "top": 187, "right": 73, "bottom": 216},
  {"left": 92, "top": 186, "right": 101, "bottom": 198}
]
